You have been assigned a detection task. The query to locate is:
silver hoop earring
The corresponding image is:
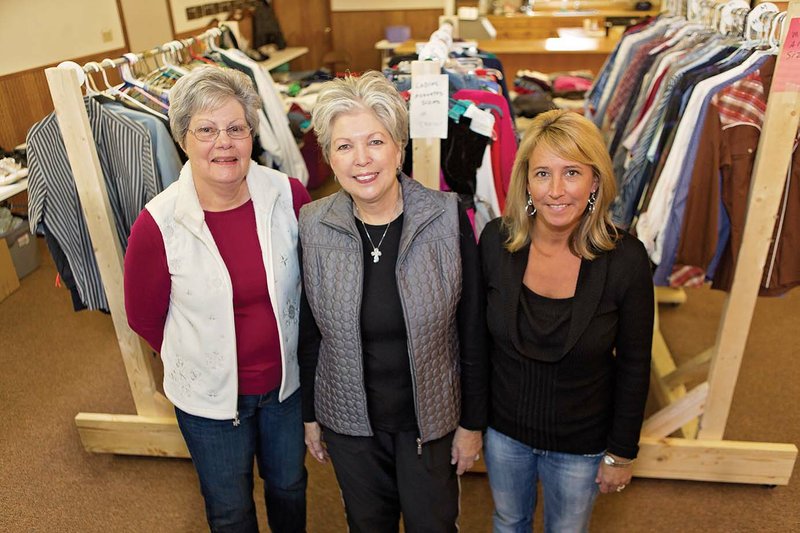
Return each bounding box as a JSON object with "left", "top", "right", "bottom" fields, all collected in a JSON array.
[
  {"left": 526, "top": 192, "right": 536, "bottom": 217},
  {"left": 587, "top": 190, "right": 597, "bottom": 214}
]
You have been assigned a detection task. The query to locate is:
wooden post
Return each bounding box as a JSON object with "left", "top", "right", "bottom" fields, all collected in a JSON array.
[
  {"left": 637, "top": 1, "right": 798, "bottom": 484},
  {"left": 698, "top": 2, "right": 800, "bottom": 440},
  {"left": 45, "top": 66, "right": 172, "bottom": 420},
  {"left": 45, "top": 65, "right": 184, "bottom": 457},
  {"left": 411, "top": 60, "right": 443, "bottom": 190}
]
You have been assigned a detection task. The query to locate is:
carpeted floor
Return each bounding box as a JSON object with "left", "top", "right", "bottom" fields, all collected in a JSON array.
[{"left": 1, "top": 229, "right": 798, "bottom": 531}]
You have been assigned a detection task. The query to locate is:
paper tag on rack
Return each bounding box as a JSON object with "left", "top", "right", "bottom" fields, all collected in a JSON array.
[
  {"left": 463, "top": 104, "right": 495, "bottom": 138},
  {"left": 773, "top": 18, "right": 800, "bottom": 93},
  {"left": 410, "top": 74, "right": 449, "bottom": 139}
]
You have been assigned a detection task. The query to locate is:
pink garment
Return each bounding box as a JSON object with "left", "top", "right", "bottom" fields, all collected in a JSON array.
[
  {"left": 553, "top": 76, "right": 593, "bottom": 93},
  {"left": 453, "top": 89, "right": 518, "bottom": 212}
]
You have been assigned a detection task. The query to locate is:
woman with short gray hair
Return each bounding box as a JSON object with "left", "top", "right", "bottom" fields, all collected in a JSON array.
[
  {"left": 124, "top": 65, "right": 311, "bottom": 532},
  {"left": 298, "top": 71, "right": 489, "bottom": 532}
]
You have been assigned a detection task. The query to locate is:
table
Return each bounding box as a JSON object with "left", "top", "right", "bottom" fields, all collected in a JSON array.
[
  {"left": 257, "top": 47, "right": 309, "bottom": 71},
  {"left": 395, "top": 36, "right": 618, "bottom": 75}
]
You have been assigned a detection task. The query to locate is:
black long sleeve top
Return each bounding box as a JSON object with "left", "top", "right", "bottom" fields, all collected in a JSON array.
[{"left": 479, "top": 219, "right": 654, "bottom": 458}]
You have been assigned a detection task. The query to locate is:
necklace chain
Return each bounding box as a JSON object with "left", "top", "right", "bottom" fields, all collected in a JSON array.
[
  {"left": 360, "top": 218, "right": 391, "bottom": 263},
  {"left": 355, "top": 188, "right": 403, "bottom": 264}
]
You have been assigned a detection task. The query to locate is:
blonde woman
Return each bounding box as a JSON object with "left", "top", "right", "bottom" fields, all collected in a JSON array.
[{"left": 479, "top": 110, "right": 654, "bottom": 533}]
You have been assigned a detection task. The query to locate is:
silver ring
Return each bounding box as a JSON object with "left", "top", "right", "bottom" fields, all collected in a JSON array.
[
  {"left": 474, "top": 454, "right": 480, "bottom": 461},
  {"left": 616, "top": 485, "right": 626, "bottom": 492}
]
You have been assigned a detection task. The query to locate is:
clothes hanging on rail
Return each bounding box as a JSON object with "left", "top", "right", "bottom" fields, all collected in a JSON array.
[
  {"left": 453, "top": 88, "right": 516, "bottom": 215},
  {"left": 639, "top": 54, "right": 773, "bottom": 279},
  {"left": 103, "top": 101, "right": 183, "bottom": 190},
  {"left": 668, "top": 60, "right": 800, "bottom": 296},
  {"left": 590, "top": 14, "right": 800, "bottom": 296},
  {"left": 27, "top": 96, "right": 162, "bottom": 311},
  {"left": 388, "top": 59, "right": 518, "bottom": 235},
  {"left": 216, "top": 47, "right": 309, "bottom": 185}
]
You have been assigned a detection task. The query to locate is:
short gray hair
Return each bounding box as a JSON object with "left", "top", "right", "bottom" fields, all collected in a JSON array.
[
  {"left": 168, "top": 66, "right": 261, "bottom": 146},
  {"left": 311, "top": 71, "right": 408, "bottom": 164}
]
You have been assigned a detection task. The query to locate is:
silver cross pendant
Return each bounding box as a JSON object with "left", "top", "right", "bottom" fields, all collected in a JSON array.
[{"left": 370, "top": 248, "right": 382, "bottom": 263}]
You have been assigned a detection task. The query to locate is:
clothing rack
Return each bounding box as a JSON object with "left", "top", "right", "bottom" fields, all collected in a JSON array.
[
  {"left": 410, "top": 22, "right": 455, "bottom": 190},
  {"left": 41, "top": 28, "right": 235, "bottom": 457},
  {"left": 633, "top": 1, "right": 798, "bottom": 484}
]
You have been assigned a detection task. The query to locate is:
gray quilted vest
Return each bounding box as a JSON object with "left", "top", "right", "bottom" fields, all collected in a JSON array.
[{"left": 299, "top": 175, "right": 462, "bottom": 443}]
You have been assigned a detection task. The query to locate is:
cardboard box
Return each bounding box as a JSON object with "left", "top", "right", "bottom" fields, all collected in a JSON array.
[
  {"left": 1, "top": 221, "right": 39, "bottom": 279},
  {"left": 0, "top": 239, "right": 20, "bottom": 302}
]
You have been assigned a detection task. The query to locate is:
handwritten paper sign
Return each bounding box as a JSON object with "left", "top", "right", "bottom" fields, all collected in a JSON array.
[
  {"left": 410, "top": 74, "right": 449, "bottom": 139},
  {"left": 773, "top": 18, "right": 800, "bottom": 93}
]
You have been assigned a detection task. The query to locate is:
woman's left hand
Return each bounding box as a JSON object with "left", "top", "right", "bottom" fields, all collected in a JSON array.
[
  {"left": 451, "top": 426, "right": 483, "bottom": 475},
  {"left": 595, "top": 458, "right": 633, "bottom": 494}
]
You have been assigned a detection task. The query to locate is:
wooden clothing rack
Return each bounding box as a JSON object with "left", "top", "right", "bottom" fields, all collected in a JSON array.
[
  {"left": 412, "top": 5, "right": 798, "bottom": 484},
  {"left": 47, "top": 8, "right": 797, "bottom": 486},
  {"left": 634, "top": 1, "right": 799, "bottom": 484},
  {"left": 42, "top": 28, "right": 237, "bottom": 458},
  {"left": 411, "top": 21, "right": 455, "bottom": 190},
  {"left": 47, "top": 63, "right": 189, "bottom": 456}
]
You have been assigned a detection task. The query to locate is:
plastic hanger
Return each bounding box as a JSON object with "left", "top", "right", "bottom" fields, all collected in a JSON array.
[
  {"left": 83, "top": 62, "right": 103, "bottom": 95},
  {"left": 100, "top": 58, "right": 169, "bottom": 119},
  {"left": 768, "top": 11, "right": 787, "bottom": 52},
  {"left": 745, "top": 3, "right": 779, "bottom": 45}
]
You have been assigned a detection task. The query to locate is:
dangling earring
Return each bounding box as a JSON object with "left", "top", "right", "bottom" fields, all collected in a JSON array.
[
  {"left": 587, "top": 190, "right": 597, "bottom": 214},
  {"left": 526, "top": 192, "right": 536, "bottom": 217}
]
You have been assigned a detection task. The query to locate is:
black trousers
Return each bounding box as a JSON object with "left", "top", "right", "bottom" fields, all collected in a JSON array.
[{"left": 323, "top": 428, "right": 459, "bottom": 533}]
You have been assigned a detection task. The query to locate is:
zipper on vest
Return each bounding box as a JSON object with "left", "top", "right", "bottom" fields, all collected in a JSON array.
[
  {"left": 233, "top": 411, "right": 240, "bottom": 427},
  {"left": 416, "top": 437, "right": 422, "bottom": 457}
]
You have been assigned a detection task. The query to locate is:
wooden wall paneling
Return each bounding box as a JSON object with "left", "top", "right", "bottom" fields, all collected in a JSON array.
[
  {"left": 272, "top": 0, "right": 332, "bottom": 72},
  {"left": 332, "top": 10, "right": 441, "bottom": 72},
  {"left": 0, "top": 48, "right": 127, "bottom": 150}
]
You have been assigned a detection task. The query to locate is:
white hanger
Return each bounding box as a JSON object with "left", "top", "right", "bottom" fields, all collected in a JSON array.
[
  {"left": 160, "top": 40, "right": 189, "bottom": 76},
  {"left": 99, "top": 58, "right": 169, "bottom": 120},
  {"left": 83, "top": 62, "right": 103, "bottom": 95},
  {"left": 744, "top": 3, "right": 779, "bottom": 45},
  {"left": 718, "top": 0, "right": 749, "bottom": 36},
  {"left": 768, "top": 11, "right": 787, "bottom": 52}
]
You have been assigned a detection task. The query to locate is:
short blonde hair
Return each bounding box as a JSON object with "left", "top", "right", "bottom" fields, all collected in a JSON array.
[
  {"left": 311, "top": 71, "right": 408, "bottom": 164},
  {"left": 503, "top": 109, "right": 618, "bottom": 259}
]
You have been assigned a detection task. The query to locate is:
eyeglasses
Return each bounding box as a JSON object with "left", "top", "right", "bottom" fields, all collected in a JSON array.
[{"left": 187, "top": 124, "right": 252, "bottom": 142}]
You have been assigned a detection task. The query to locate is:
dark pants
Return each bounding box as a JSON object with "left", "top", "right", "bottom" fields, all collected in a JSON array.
[
  {"left": 323, "top": 428, "right": 459, "bottom": 533},
  {"left": 175, "top": 389, "right": 307, "bottom": 533}
]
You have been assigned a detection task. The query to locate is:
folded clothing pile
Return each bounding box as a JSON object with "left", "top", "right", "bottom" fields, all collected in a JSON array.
[{"left": 511, "top": 70, "right": 594, "bottom": 119}]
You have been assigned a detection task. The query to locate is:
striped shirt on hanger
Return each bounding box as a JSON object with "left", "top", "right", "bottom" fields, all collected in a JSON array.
[{"left": 27, "top": 96, "right": 159, "bottom": 311}]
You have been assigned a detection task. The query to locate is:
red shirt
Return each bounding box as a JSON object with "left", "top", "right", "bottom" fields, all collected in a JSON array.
[{"left": 124, "top": 178, "right": 311, "bottom": 395}]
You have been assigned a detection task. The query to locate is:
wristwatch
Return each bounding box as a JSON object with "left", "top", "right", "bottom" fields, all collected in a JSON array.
[{"left": 603, "top": 454, "right": 634, "bottom": 467}]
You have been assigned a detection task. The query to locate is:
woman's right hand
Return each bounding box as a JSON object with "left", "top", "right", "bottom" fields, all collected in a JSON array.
[{"left": 304, "top": 422, "right": 329, "bottom": 463}]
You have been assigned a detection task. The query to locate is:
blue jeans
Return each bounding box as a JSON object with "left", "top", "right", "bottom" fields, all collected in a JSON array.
[
  {"left": 175, "top": 389, "right": 307, "bottom": 533},
  {"left": 484, "top": 427, "right": 602, "bottom": 533}
]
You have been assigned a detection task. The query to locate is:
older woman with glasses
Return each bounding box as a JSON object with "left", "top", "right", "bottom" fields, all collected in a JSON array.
[{"left": 124, "top": 66, "right": 310, "bottom": 533}]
